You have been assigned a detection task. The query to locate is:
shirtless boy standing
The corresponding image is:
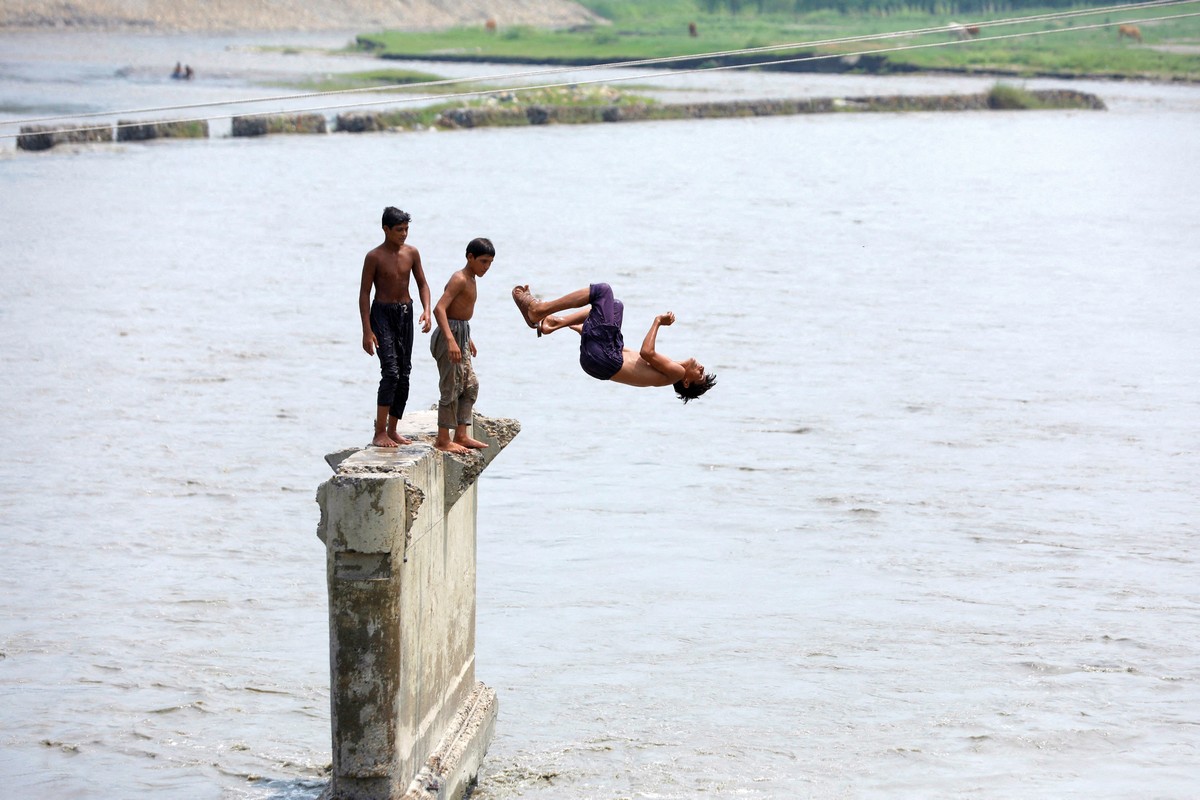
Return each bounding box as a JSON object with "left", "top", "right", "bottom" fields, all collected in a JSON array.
[
  {"left": 360, "top": 207, "right": 432, "bottom": 447},
  {"left": 512, "top": 282, "right": 716, "bottom": 402},
  {"left": 430, "top": 238, "right": 495, "bottom": 454}
]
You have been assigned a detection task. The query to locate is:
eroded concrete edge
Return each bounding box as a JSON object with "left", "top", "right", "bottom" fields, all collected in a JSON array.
[{"left": 400, "top": 683, "right": 499, "bottom": 800}]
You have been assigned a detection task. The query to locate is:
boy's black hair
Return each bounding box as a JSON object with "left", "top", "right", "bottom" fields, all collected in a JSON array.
[
  {"left": 674, "top": 372, "right": 717, "bottom": 403},
  {"left": 466, "top": 237, "right": 495, "bottom": 258},
  {"left": 382, "top": 206, "right": 411, "bottom": 228}
]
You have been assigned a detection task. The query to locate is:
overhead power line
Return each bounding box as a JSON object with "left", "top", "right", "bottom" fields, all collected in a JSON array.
[{"left": 2, "top": 0, "right": 1196, "bottom": 140}]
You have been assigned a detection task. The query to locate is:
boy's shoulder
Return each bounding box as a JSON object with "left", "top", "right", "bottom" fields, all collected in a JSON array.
[{"left": 440, "top": 266, "right": 478, "bottom": 295}]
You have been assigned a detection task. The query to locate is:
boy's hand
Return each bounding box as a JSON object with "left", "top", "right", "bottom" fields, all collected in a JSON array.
[
  {"left": 448, "top": 340, "right": 462, "bottom": 364},
  {"left": 469, "top": 339, "right": 478, "bottom": 358},
  {"left": 657, "top": 312, "right": 676, "bottom": 326},
  {"left": 363, "top": 332, "right": 378, "bottom": 355},
  {"left": 419, "top": 309, "right": 431, "bottom": 334}
]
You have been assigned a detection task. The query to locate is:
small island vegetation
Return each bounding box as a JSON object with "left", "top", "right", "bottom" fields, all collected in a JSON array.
[{"left": 279, "top": 68, "right": 445, "bottom": 93}]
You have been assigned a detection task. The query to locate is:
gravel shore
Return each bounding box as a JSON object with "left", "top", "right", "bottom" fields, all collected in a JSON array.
[{"left": 0, "top": 0, "right": 601, "bottom": 32}]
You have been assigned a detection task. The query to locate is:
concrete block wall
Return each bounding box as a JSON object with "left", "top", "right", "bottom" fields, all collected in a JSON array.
[
  {"left": 17, "top": 124, "right": 113, "bottom": 151},
  {"left": 316, "top": 411, "right": 518, "bottom": 800}
]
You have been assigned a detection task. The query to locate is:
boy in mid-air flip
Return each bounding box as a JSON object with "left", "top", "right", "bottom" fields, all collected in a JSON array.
[{"left": 512, "top": 283, "right": 716, "bottom": 402}]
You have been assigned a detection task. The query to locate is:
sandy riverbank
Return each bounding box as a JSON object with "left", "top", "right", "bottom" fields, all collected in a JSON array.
[{"left": 0, "top": 0, "right": 601, "bottom": 32}]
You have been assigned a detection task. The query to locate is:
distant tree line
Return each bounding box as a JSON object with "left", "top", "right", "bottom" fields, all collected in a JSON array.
[{"left": 696, "top": 0, "right": 1122, "bottom": 12}]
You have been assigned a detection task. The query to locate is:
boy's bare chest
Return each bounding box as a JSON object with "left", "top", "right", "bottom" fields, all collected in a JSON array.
[
  {"left": 374, "top": 252, "right": 415, "bottom": 297},
  {"left": 447, "top": 280, "right": 477, "bottom": 319},
  {"left": 378, "top": 251, "right": 414, "bottom": 280}
]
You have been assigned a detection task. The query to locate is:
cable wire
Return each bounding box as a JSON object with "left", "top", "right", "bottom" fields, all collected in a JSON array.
[
  {"left": 3, "top": 3, "right": 1196, "bottom": 140},
  {"left": 2, "top": 0, "right": 1192, "bottom": 129}
]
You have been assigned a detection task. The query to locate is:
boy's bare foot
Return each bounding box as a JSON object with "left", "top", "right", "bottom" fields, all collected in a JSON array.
[
  {"left": 434, "top": 440, "right": 472, "bottom": 454},
  {"left": 454, "top": 436, "right": 489, "bottom": 450},
  {"left": 538, "top": 315, "right": 564, "bottom": 336},
  {"left": 372, "top": 431, "right": 399, "bottom": 447},
  {"left": 388, "top": 432, "right": 413, "bottom": 445}
]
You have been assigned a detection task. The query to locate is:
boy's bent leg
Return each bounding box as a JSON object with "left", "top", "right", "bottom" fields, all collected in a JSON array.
[
  {"left": 539, "top": 308, "right": 589, "bottom": 335},
  {"left": 513, "top": 285, "right": 593, "bottom": 326},
  {"left": 536, "top": 287, "right": 593, "bottom": 317}
]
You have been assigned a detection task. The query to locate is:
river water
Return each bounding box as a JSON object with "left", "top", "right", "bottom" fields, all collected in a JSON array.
[{"left": 1, "top": 31, "right": 1198, "bottom": 800}]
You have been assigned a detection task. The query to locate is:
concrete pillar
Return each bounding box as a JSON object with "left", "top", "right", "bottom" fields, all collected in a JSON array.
[{"left": 316, "top": 410, "right": 519, "bottom": 800}]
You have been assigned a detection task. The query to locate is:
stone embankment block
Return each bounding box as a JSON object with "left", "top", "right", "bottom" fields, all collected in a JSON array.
[
  {"left": 231, "top": 113, "right": 327, "bottom": 136},
  {"left": 335, "top": 110, "right": 426, "bottom": 133},
  {"left": 116, "top": 119, "right": 209, "bottom": 141},
  {"left": 17, "top": 124, "right": 113, "bottom": 151}
]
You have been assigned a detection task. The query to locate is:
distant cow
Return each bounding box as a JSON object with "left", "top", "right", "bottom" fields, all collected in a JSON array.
[
  {"left": 1118, "top": 24, "right": 1142, "bottom": 43},
  {"left": 688, "top": 21, "right": 698, "bottom": 37},
  {"left": 485, "top": 18, "right": 497, "bottom": 33},
  {"left": 950, "top": 22, "right": 980, "bottom": 41}
]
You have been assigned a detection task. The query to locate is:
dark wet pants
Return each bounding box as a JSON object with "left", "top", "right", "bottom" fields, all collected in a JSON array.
[
  {"left": 579, "top": 283, "right": 625, "bottom": 381},
  {"left": 371, "top": 301, "right": 413, "bottom": 418}
]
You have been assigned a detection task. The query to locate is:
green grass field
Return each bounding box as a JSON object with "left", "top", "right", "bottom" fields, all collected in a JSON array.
[{"left": 352, "top": 3, "right": 1200, "bottom": 81}]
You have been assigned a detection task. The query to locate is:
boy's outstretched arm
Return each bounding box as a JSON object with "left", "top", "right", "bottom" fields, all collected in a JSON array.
[
  {"left": 412, "top": 248, "right": 432, "bottom": 333},
  {"left": 638, "top": 312, "right": 686, "bottom": 382}
]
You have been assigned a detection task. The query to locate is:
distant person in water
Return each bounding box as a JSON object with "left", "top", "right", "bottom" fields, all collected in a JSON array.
[
  {"left": 360, "top": 207, "right": 432, "bottom": 447},
  {"left": 430, "top": 238, "right": 495, "bottom": 454},
  {"left": 512, "top": 283, "right": 716, "bottom": 402},
  {"left": 171, "top": 62, "right": 183, "bottom": 79}
]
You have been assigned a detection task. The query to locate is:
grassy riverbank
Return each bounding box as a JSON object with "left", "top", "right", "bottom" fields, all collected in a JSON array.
[{"left": 354, "top": 1, "right": 1200, "bottom": 81}]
